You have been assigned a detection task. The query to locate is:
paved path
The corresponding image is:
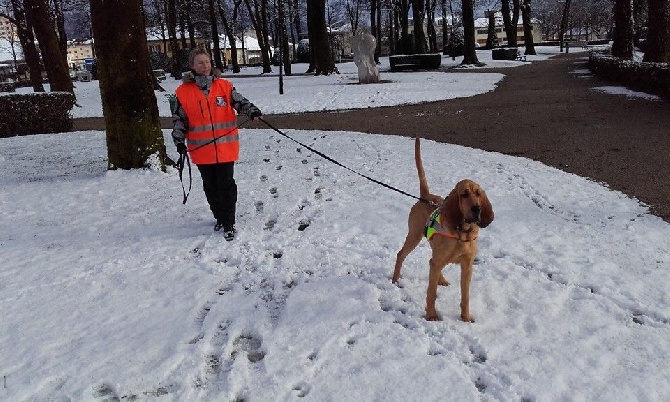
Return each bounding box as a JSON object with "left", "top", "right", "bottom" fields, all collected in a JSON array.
[
  {"left": 263, "top": 53, "right": 670, "bottom": 222},
  {"left": 74, "top": 53, "right": 670, "bottom": 221}
]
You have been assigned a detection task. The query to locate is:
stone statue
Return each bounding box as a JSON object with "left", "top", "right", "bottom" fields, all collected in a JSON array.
[{"left": 351, "top": 33, "right": 379, "bottom": 84}]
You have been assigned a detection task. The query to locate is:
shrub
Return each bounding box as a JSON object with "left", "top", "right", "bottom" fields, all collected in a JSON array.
[
  {"left": 445, "top": 28, "right": 464, "bottom": 58},
  {"left": 0, "top": 91, "right": 76, "bottom": 137},
  {"left": 589, "top": 52, "right": 670, "bottom": 99},
  {"left": 0, "top": 82, "right": 16, "bottom": 93},
  {"left": 389, "top": 54, "right": 442, "bottom": 71}
]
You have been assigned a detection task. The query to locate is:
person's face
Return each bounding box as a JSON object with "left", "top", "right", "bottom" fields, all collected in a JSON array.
[{"left": 192, "top": 54, "right": 212, "bottom": 76}]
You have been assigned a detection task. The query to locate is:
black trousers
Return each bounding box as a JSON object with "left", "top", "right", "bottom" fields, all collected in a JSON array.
[{"left": 196, "top": 162, "right": 237, "bottom": 226}]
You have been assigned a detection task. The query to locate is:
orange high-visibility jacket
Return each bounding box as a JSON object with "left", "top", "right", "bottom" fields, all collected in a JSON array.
[{"left": 176, "top": 79, "right": 239, "bottom": 164}]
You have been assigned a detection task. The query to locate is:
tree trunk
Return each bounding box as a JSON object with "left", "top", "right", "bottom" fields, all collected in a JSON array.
[
  {"left": 521, "top": 0, "right": 536, "bottom": 55},
  {"left": 208, "top": 0, "right": 224, "bottom": 70},
  {"left": 166, "top": 0, "right": 181, "bottom": 79},
  {"left": 90, "top": 0, "right": 167, "bottom": 171},
  {"left": 559, "top": 0, "right": 571, "bottom": 52},
  {"left": 426, "top": 0, "right": 437, "bottom": 52},
  {"left": 461, "top": 0, "right": 480, "bottom": 65},
  {"left": 370, "top": 0, "right": 380, "bottom": 61},
  {"left": 512, "top": 0, "right": 520, "bottom": 42},
  {"left": 217, "top": 0, "right": 241, "bottom": 73},
  {"left": 183, "top": 2, "right": 196, "bottom": 49},
  {"left": 10, "top": 0, "right": 44, "bottom": 91},
  {"left": 399, "top": 0, "right": 411, "bottom": 53},
  {"left": 244, "top": 0, "right": 273, "bottom": 73},
  {"left": 52, "top": 0, "right": 67, "bottom": 55},
  {"left": 390, "top": 7, "right": 397, "bottom": 55},
  {"left": 306, "top": 0, "right": 336, "bottom": 74},
  {"left": 26, "top": 0, "right": 73, "bottom": 94},
  {"left": 441, "top": 0, "right": 448, "bottom": 54},
  {"left": 642, "top": 0, "right": 670, "bottom": 62},
  {"left": 277, "top": 0, "right": 292, "bottom": 75},
  {"left": 611, "top": 0, "right": 634, "bottom": 59},
  {"left": 485, "top": 10, "right": 497, "bottom": 49},
  {"left": 501, "top": 0, "right": 517, "bottom": 46},
  {"left": 411, "top": 0, "right": 427, "bottom": 53}
]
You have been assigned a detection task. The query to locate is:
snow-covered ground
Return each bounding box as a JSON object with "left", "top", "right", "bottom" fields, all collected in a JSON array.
[{"left": 2, "top": 47, "right": 669, "bottom": 401}]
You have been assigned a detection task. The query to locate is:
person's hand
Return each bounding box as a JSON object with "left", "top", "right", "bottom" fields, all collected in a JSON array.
[
  {"left": 249, "top": 109, "right": 262, "bottom": 120},
  {"left": 176, "top": 143, "right": 187, "bottom": 155}
]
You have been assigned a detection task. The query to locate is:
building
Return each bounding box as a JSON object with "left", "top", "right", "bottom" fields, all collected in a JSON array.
[
  {"left": 0, "top": 16, "right": 18, "bottom": 42},
  {"left": 66, "top": 40, "right": 94, "bottom": 68},
  {"left": 474, "top": 13, "right": 542, "bottom": 47}
]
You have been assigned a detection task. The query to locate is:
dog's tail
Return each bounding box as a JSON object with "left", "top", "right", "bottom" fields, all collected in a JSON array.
[{"left": 415, "top": 137, "right": 430, "bottom": 199}]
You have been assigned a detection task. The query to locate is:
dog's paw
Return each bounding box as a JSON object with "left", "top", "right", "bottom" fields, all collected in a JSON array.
[
  {"left": 438, "top": 275, "right": 450, "bottom": 287},
  {"left": 461, "top": 313, "right": 475, "bottom": 323},
  {"left": 425, "top": 310, "right": 441, "bottom": 321}
]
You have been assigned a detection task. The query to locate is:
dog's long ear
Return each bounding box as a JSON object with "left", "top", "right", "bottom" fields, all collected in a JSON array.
[
  {"left": 442, "top": 187, "right": 462, "bottom": 226},
  {"left": 479, "top": 190, "right": 494, "bottom": 228}
]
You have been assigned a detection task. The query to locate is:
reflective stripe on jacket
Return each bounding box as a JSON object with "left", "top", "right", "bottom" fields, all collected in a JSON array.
[{"left": 175, "top": 79, "right": 239, "bottom": 164}]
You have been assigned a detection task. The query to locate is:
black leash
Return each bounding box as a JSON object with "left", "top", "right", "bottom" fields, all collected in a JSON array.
[
  {"left": 177, "top": 119, "right": 253, "bottom": 204},
  {"left": 176, "top": 151, "right": 191, "bottom": 204},
  {"left": 259, "top": 117, "right": 432, "bottom": 204}
]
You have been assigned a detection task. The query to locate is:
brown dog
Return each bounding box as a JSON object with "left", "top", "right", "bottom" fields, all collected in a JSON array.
[{"left": 393, "top": 137, "right": 494, "bottom": 322}]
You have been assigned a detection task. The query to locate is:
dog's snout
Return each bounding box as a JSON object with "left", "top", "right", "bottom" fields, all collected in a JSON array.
[{"left": 471, "top": 205, "right": 481, "bottom": 215}]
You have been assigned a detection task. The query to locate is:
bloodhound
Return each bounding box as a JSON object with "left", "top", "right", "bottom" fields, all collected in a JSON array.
[{"left": 392, "top": 137, "right": 494, "bottom": 322}]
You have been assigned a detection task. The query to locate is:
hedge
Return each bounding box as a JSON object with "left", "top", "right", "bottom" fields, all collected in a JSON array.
[
  {"left": 389, "top": 54, "right": 442, "bottom": 71},
  {"left": 589, "top": 53, "right": 670, "bottom": 100},
  {"left": 0, "top": 91, "right": 76, "bottom": 137}
]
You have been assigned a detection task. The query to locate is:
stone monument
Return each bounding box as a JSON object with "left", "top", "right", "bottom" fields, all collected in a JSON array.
[{"left": 351, "top": 33, "right": 379, "bottom": 84}]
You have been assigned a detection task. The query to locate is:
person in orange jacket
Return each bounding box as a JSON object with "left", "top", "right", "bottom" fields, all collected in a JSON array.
[{"left": 172, "top": 48, "right": 262, "bottom": 240}]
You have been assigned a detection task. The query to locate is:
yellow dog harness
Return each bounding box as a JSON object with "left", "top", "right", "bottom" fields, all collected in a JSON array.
[{"left": 424, "top": 208, "right": 477, "bottom": 241}]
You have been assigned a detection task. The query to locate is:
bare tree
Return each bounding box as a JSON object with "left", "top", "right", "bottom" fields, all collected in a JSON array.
[
  {"left": 642, "top": 0, "right": 669, "bottom": 62},
  {"left": 426, "top": 0, "right": 438, "bottom": 52},
  {"left": 244, "top": 0, "right": 273, "bottom": 73},
  {"left": 521, "top": 0, "right": 535, "bottom": 54},
  {"left": 276, "top": 0, "right": 292, "bottom": 74},
  {"left": 306, "top": 0, "right": 336, "bottom": 74},
  {"left": 344, "top": 0, "right": 362, "bottom": 34},
  {"left": 611, "top": 0, "right": 634, "bottom": 59},
  {"left": 90, "top": 0, "right": 167, "bottom": 170},
  {"left": 52, "top": 0, "right": 67, "bottom": 54},
  {"left": 166, "top": 0, "right": 181, "bottom": 78},
  {"left": 461, "top": 0, "right": 481, "bottom": 65},
  {"left": 485, "top": 9, "right": 497, "bottom": 49},
  {"left": 26, "top": 0, "right": 73, "bottom": 93},
  {"left": 208, "top": 0, "right": 224, "bottom": 69},
  {"left": 396, "top": 0, "right": 411, "bottom": 53},
  {"left": 501, "top": 0, "right": 520, "bottom": 46},
  {"left": 411, "top": 0, "right": 427, "bottom": 53},
  {"left": 217, "top": 0, "right": 243, "bottom": 73},
  {"left": 7, "top": 0, "right": 44, "bottom": 90},
  {"left": 370, "top": 0, "right": 381, "bottom": 60},
  {"left": 558, "top": 0, "right": 570, "bottom": 52}
]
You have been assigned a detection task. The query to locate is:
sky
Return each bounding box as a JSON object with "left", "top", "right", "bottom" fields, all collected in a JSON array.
[{"left": 2, "top": 47, "right": 669, "bottom": 401}]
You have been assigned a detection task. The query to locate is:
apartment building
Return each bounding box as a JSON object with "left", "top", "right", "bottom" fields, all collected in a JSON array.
[
  {"left": 474, "top": 14, "right": 542, "bottom": 47},
  {"left": 0, "top": 16, "right": 17, "bottom": 41},
  {"left": 66, "top": 40, "right": 95, "bottom": 68}
]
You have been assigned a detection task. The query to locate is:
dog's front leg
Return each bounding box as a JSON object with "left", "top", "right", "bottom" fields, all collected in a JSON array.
[
  {"left": 425, "top": 258, "right": 445, "bottom": 321},
  {"left": 459, "top": 262, "right": 474, "bottom": 323}
]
